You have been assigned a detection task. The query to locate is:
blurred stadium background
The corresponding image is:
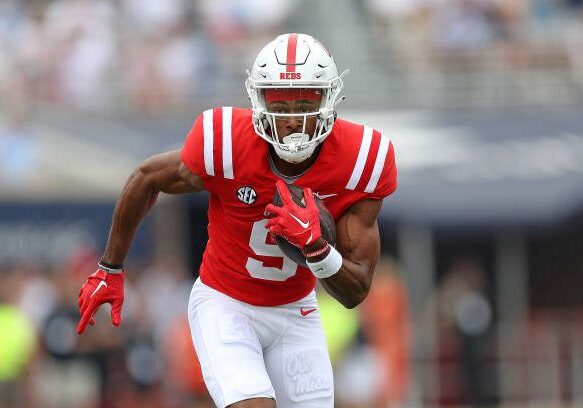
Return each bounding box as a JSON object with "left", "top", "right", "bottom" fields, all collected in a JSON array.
[{"left": 1, "top": 0, "right": 583, "bottom": 407}]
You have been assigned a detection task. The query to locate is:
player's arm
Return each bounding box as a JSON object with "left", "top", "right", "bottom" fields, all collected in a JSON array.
[
  {"left": 314, "top": 199, "right": 382, "bottom": 308},
  {"left": 77, "top": 150, "right": 204, "bottom": 334},
  {"left": 265, "top": 180, "right": 382, "bottom": 309},
  {"left": 102, "top": 149, "right": 204, "bottom": 264}
]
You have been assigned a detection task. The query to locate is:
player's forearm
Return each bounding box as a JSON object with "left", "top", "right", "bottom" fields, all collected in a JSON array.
[
  {"left": 102, "top": 167, "right": 160, "bottom": 265},
  {"left": 318, "top": 201, "right": 382, "bottom": 308},
  {"left": 304, "top": 239, "right": 372, "bottom": 307},
  {"left": 319, "top": 260, "right": 374, "bottom": 308}
]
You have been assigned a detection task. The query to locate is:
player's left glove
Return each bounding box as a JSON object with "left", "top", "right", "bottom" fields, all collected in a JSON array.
[
  {"left": 265, "top": 180, "right": 322, "bottom": 249},
  {"left": 77, "top": 265, "right": 125, "bottom": 334}
]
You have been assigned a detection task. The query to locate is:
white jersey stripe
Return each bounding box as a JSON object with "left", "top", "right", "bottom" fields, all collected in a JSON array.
[
  {"left": 346, "top": 126, "right": 373, "bottom": 190},
  {"left": 203, "top": 109, "right": 214, "bottom": 176},
  {"left": 222, "top": 107, "right": 234, "bottom": 179},
  {"left": 365, "top": 134, "right": 390, "bottom": 193}
]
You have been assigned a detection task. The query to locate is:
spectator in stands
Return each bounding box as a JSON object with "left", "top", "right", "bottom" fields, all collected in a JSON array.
[
  {"left": 0, "top": 269, "right": 37, "bottom": 408},
  {"left": 431, "top": 256, "right": 494, "bottom": 406},
  {"left": 360, "top": 256, "right": 411, "bottom": 407}
]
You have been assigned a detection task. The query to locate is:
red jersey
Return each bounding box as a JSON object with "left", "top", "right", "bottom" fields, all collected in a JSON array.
[{"left": 180, "top": 107, "right": 397, "bottom": 306}]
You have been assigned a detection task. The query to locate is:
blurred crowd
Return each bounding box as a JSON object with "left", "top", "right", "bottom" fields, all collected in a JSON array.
[
  {"left": 0, "top": 0, "right": 298, "bottom": 115},
  {"left": 363, "top": 0, "right": 583, "bottom": 73},
  {"left": 1, "top": 0, "right": 583, "bottom": 117},
  {"left": 0, "top": 249, "right": 208, "bottom": 408}
]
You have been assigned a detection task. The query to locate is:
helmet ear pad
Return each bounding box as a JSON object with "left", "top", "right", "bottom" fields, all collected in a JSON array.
[
  {"left": 318, "top": 110, "right": 336, "bottom": 132},
  {"left": 260, "top": 114, "right": 270, "bottom": 131}
]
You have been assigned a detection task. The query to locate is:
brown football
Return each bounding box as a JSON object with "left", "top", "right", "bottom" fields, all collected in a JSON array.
[{"left": 272, "top": 183, "right": 336, "bottom": 267}]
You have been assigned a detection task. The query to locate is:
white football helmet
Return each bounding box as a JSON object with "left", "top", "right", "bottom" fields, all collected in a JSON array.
[{"left": 245, "top": 33, "right": 348, "bottom": 163}]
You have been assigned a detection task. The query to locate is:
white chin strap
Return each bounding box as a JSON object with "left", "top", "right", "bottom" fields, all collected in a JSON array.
[{"left": 273, "top": 133, "right": 318, "bottom": 163}]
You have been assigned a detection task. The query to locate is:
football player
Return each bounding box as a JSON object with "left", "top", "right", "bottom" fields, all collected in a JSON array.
[{"left": 77, "top": 33, "right": 397, "bottom": 408}]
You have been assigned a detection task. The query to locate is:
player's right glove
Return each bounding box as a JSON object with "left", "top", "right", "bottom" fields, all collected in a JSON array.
[
  {"left": 265, "top": 180, "right": 323, "bottom": 249},
  {"left": 77, "top": 263, "right": 125, "bottom": 334}
]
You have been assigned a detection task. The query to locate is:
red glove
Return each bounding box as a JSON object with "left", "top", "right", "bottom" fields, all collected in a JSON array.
[
  {"left": 265, "top": 180, "right": 322, "bottom": 249},
  {"left": 77, "top": 268, "right": 125, "bottom": 334}
]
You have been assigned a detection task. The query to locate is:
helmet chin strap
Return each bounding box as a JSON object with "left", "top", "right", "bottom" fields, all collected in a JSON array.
[{"left": 273, "top": 133, "right": 318, "bottom": 163}]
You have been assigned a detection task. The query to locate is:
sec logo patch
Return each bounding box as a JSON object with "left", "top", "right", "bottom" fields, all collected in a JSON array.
[{"left": 236, "top": 186, "right": 257, "bottom": 205}]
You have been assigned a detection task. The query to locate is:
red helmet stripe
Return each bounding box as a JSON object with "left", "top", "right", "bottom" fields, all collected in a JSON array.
[{"left": 286, "top": 33, "right": 298, "bottom": 72}]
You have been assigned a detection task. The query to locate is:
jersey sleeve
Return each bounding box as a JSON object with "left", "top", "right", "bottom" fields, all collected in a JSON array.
[
  {"left": 180, "top": 107, "right": 236, "bottom": 189},
  {"left": 367, "top": 140, "right": 397, "bottom": 199},
  {"left": 180, "top": 113, "right": 206, "bottom": 179},
  {"left": 342, "top": 124, "right": 398, "bottom": 200}
]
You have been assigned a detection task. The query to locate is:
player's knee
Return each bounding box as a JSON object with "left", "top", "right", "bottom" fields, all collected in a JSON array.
[{"left": 227, "top": 397, "right": 276, "bottom": 408}]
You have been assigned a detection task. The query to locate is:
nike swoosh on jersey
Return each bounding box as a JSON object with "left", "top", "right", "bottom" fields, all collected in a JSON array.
[
  {"left": 90, "top": 280, "right": 107, "bottom": 298},
  {"left": 314, "top": 193, "right": 337, "bottom": 200},
  {"left": 289, "top": 212, "right": 310, "bottom": 228},
  {"left": 300, "top": 307, "right": 317, "bottom": 316}
]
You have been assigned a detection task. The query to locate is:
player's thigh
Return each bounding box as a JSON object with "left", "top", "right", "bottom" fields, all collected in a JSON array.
[
  {"left": 264, "top": 309, "right": 334, "bottom": 408},
  {"left": 188, "top": 280, "right": 276, "bottom": 407}
]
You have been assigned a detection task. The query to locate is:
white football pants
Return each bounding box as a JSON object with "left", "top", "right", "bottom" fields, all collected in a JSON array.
[{"left": 188, "top": 278, "right": 334, "bottom": 408}]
